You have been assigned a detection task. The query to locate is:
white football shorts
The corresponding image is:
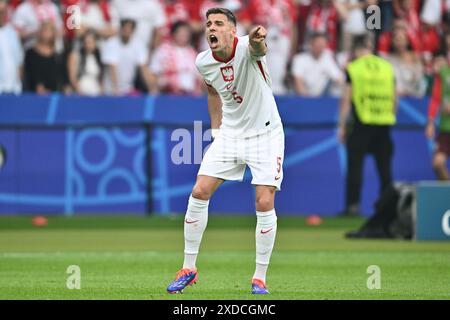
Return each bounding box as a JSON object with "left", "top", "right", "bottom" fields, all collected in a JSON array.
[{"left": 198, "top": 126, "right": 285, "bottom": 190}]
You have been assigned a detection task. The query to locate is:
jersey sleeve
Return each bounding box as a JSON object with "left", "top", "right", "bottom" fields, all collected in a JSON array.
[
  {"left": 195, "top": 52, "right": 212, "bottom": 87},
  {"left": 239, "top": 35, "right": 255, "bottom": 60}
]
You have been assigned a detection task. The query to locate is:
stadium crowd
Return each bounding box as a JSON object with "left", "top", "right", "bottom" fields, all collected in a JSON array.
[{"left": 0, "top": 0, "right": 449, "bottom": 97}]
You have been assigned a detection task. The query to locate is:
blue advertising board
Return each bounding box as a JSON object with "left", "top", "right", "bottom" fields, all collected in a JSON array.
[{"left": 0, "top": 95, "right": 438, "bottom": 216}]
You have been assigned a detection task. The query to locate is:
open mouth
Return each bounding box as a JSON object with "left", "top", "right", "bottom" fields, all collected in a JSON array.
[{"left": 209, "top": 34, "right": 218, "bottom": 45}]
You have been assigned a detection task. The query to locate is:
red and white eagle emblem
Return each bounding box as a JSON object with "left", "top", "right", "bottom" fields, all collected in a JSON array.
[{"left": 220, "top": 66, "right": 234, "bottom": 82}]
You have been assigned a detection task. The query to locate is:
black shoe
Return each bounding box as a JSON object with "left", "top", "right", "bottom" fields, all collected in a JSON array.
[{"left": 345, "top": 227, "right": 393, "bottom": 239}]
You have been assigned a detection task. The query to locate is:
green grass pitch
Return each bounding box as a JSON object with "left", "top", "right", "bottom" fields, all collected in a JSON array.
[{"left": 0, "top": 215, "right": 449, "bottom": 300}]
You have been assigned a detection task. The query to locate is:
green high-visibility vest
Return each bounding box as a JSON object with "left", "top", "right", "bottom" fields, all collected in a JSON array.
[
  {"left": 347, "top": 54, "right": 396, "bottom": 125},
  {"left": 438, "top": 66, "right": 450, "bottom": 133}
]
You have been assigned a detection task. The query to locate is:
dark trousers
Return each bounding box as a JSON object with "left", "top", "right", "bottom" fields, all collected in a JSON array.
[{"left": 345, "top": 125, "right": 394, "bottom": 209}]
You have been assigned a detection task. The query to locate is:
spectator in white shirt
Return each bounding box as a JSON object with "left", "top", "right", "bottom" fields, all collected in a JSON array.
[
  {"left": 421, "top": 0, "right": 442, "bottom": 27},
  {"left": 334, "top": 0, "right": 366, "bottom": 52},
  {"left": 291, "top": 33, "right": 344, "bottom": 96},
  {"left": 0, "top": 0, "right": 23, "bottom": 94},
  {"left": 12, "top": 0, "right": 64, "bottom": 51},
  {"left": 385, "top": 28, "right": 425, "bottom": 97},
  {"left": 112, "top": 0, "right": 166, "bottom": 50},
  {"left": 67, "top": 30, "right": 104, "bottom": 95},
  {"left": 149, "top": 21, "right": 200, "bottom": 95},
  {"left": 78, "top": 0, "right": 120, "bottom": 42},
  {"left": 101, "top": 19, "right": 155, "bottom": 95}
]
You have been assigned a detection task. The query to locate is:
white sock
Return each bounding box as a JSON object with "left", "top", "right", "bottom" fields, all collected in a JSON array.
[
  {"left": 253, "top": 209, "right": 277, "bottom": 283},
  {"left": 182, "top": 195, "right": 209, "bottom": 269},
  {"left": 253, "top": 263, "right": 269, "bottom": 283}
]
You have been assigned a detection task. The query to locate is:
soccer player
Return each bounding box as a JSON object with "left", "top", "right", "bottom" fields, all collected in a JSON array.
[
  {"left": 166, "top": 7, "right": 285, "bottom": 295},
  {"left": 425, "top": 63, "right": 450, "bottom": 181}
]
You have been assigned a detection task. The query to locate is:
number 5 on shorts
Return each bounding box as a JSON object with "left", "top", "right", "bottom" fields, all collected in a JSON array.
[{"left": 275, "top": 156, "right": 282, "bottom": 181}]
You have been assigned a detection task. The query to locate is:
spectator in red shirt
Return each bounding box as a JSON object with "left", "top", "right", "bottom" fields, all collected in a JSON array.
[
  {"left": 160, "top": 0, "right": 192, "bottom": 41},
  {"left": 420, "top": 23, "right": 441, "bottom": 75},
  {"left": 244, "top": 0, "right": 298, "bottom": 94},
  {"left": 8, "top": 0, "right": 23, "bottom": 9},
  {"left": 12, "top": 0, "right": 64, "bottom": 51},
  {"left": 61, "top": 0, "right": 80, "bottom": 43},
  {"left": 393, "top": 0, "right": 420, "bottom": 38},
  {"left": 305, "top": 0, "right": 338, "bottom": 51},
  {"left": 393, "top": 0, "right": 421, "bottom": 18},
  {"left": 378, "top": 18, "right": 421, "bottom": 55}
]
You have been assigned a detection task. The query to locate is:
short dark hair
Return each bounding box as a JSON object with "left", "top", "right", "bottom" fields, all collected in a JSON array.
[
  {"left": 206, "top": 7, "right": 236, "bottom": 26},
  {"left": 171, "top": 20, "right": 191, "bottom": 36},
  {"left": 353, "top": 35, "right": 373, "bottom": 52},
  {"left": 120, "top": 19, "right": 136, "bottom": 30}
]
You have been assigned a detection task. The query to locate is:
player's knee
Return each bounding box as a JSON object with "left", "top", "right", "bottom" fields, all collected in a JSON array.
[
  {"left": 432, "top": 153, "right": 447, "bottom": 170},
  {"left": 255, "top": 195, "right": 274, "bottom": 212},
  {"left": 191, "top": 184, "right": 212, "bottom": 201}
]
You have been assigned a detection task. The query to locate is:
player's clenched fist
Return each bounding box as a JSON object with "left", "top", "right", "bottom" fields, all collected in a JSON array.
[
  {"left": 249, "top": 26, "right": 267, "bottom": 56},
  {"left": 249, "top": 26, "right": 267, "bottom": 43}
]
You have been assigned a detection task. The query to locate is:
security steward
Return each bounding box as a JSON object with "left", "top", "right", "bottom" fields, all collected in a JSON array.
[{"left": 337, "top": 37, "right": 397, "bottom": 216}]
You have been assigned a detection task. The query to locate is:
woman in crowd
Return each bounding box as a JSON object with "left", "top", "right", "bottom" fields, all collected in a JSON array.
[
  {"left": 386, "top": 27, "right": 425, "bottom": 97},
  {"left": 67, "top": 30, "right": 104, "bottom": 95},
  {"left": 23, "top": 21, "right": 65, "bottom": 94}
]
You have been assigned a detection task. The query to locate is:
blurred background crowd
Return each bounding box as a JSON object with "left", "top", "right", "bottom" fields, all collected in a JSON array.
[{"left": 0, "top": 0, "right": 449, "bottom": 97}]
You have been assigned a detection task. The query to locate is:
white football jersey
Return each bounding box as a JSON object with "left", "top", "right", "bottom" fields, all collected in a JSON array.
[{"left": 195, "top": 35, "right": 282, "bottom": 138}]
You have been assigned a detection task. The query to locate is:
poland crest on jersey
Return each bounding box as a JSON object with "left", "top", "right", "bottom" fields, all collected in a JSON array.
[{"left": 220, "top": 66, "right": 234, "bottom": 82}]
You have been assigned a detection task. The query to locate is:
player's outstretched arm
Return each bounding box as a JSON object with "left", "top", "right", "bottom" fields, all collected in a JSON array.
[
  {"left": 249, "top": 26, "right": 267, "bottom": 57},
  {"left": 207, "top": 84, "right": 222, "bottom": 135}
]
